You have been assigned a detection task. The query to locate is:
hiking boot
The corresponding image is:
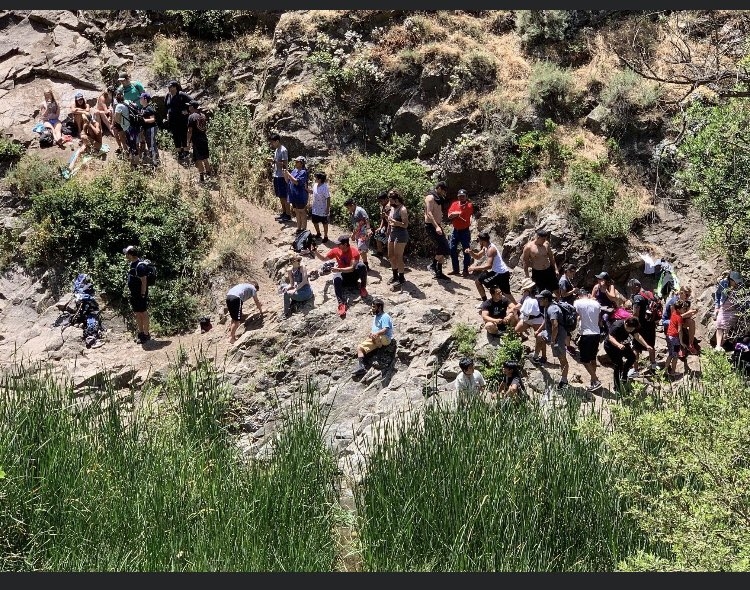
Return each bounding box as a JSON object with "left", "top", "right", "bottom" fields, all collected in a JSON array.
[
  {"left": 134, "top": 332, "right": 145, "bottom": 343},
  {"left": 531, "top": 355, "right": 547, "bottom": 365},
  {"left": 338, "top": 303, "right": 347, "bottom": 318},
  {"left": 359, "top": 286, "right": 369, "bottom": 298},
  {"left": 462, "top": 270, "right": 470, "bottom": 278},
  {"left": 426, "top": 261, "right": 437, "bottom": 274},
  {"left": 627, "top": 369, "right": 640, "bottom": 378}
]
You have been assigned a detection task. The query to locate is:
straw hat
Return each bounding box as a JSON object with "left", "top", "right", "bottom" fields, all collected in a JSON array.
[{"left": 520, "top": 278, "right": 536, "bottom": 292}]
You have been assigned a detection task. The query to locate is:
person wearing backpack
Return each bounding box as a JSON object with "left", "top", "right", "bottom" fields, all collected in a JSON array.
[
  {"left": 116, "top": 72, "right": 146, "bottom": 104},
  {"left": 627, "top": 278, "right": 660, "bottom": 375},
  {"left": 534, "top": 289, "right": 569, "bottom": 387},
  {"left": 123, "top": 245, "right": 152, "bottom": 345}
]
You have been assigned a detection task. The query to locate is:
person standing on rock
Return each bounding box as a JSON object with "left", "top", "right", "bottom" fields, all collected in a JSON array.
[
  {"left": 626, "top": 278, "right": 660, "bottom": 376},
  {"left": 533, "top": 289, "right": 569, "bottom": 387},
  {"left": 186, "top": 100, "right": 213, "bottom": 183},
  {"left": 373, "top": 192, "right": 390, "bottom": 259},
  {"left": 344, "top": 197, "right": 372, "bottom": 269},
  {"left": 112, "top": 89, "right": 130, "bottom": 158},
  {"left": 116, "top": 72, "right": 146, "bottom": 104},
  {"left": 310, "top": 171, "right": 331, "bottom": 243},
  {"left": 352, "top": 298, "right": 393, "bottom": 377},
  {"left": 226, "top": 281, "right": 263, "bottom": 344},
  {"left": 311, "top": 235, "right": 368, "bottom": 319},
  {"left": 284, "top": 156, "right": 310, "bottom": 235},
  {"left": 574, "top": 288, "right": 602, "bottom": 392},
  {"left": 522, "top": 228, "right": 559, "bottom": 295},
  {"left": 138, "top": 92, "right": 160, "bottom": 168},
  {"left": 123, "top": 246, "right": 151, "bottom": 345},
  {"left": 447, "top": 188, "right": 474, "bottom": 276},
  {"left": 424, "top": 181, "right": 451, "bottom": 281},
  {"left": 714, "top": 270, "right": 745, "bottom": 351},
  {"left": 557, "top": 263, "right": 577, "bottom": 304},
  {"left": 386, "top": 189, "right": 409, "bottom": 290},
  {"left": 164, "top": 80, "right": 192, "bottom": 162},
  {"left": 604, "top": 317, "right": 653, "bottom": 392},
  {"left": 466, "top": 231, "right": 515, "bottom": 306},
  {"left": 268, "top": 134, "right": 291, "bottom": 222}
]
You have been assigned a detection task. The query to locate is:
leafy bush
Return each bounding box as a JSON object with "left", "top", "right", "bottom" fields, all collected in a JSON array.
[
  {"left": 0, "top": 138, "right": 24, "bottom": 164},
  {"left": 22, "top": 168, "right": 212, "bottom": 334},
  {"left": 515, "top": 10, "right": 571, "bottom": 47},
  {"left": 165, "top": 10, "right": 238, "bottom": 41},
  {"left": 599, "top": 70, "right": 661, "bottom": 136},
  {"left": 676, "top": 99, "right": 750, "bottom": 276},
  {"left": 528, "top": 60, "right": 578, "bottom": 120},
  {"left": 151, "top": 35, "right": 180, "bottom": 81},
  {"left": 452, "top": 322, "right": 478, "bottom": 357},
  {"left": 480, "top": 332, "right": 524, "bottom": 389},
  {"left": 565, "top": 161, "right": 640, "bottom": 243},
  {"left": 497, "top": 120, "right": 572, "bottom": 188},
  {"left": 334, "top": 135, "right": 432, "bottom": 256},
  {"left": 5, "top": 154, "right": 61, "bottom": 196},
  {"left": 449, "top": 50, "right": 497, "bottom": 97}
]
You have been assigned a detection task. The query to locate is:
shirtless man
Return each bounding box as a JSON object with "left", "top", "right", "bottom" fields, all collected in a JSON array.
[
  {"left": 424, "top": 181, "right": 451, "bottom": 281},
  {"left": 522, "top": 228, "right": 559, "bottom": 294}
]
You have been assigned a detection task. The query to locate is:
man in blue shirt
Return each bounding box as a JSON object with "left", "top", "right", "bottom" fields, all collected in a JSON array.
[{"left": 352, "top": 298, "right": 393, "bottom": 376}]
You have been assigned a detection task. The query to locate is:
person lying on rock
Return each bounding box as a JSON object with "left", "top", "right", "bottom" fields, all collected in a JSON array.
[
  {"left": 311, "top": 235, "right": 368, "bottom": 319},
  {"left": 480, "top": 286, "right": 518, "bottom": 336},
  {"left": 352, "top": 298, "right": 393, "bottom": 377}
]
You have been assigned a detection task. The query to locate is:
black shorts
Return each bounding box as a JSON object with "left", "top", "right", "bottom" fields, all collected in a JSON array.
[
  {"left": 478, "top": 270, "right": 511, "bottom": 295},
  {"left": 633, "top": 321, "right": 657, "bottom": 351},
  {"left": 113, "top": 122, "right": 123, "bottom": 132},
  {"left": 130, "top": 293, "right": 148, "bottom": 313},
  {"left": 578, "top": 334, "right": 600, "bottom": 364},
  {"left": 425, "top": 224, "right": 450, "bottom": 256},
  {"left": 193, "top": 140, "right": 209, "bottom": 162},
  {"left": 311, "top": 213, "right": 328, "bottom": 224},
  {"left": 273, "top": 176, "right": 288, "bottom": 199},
  {"left": 226, "top": 295, "right": 243, "bottom": 321},
  {"left": 531, "top": 266, "right": 558, "bottom": 293}
]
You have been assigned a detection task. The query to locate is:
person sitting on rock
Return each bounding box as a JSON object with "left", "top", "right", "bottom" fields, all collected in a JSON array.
[
  {"left": 494, "top": 360, "right": 528, "bottom": 403},
  {"left": 40, "top": 88, "right": 64, "bottom": 147},
  {"left": 64, "top": 113, "right": 102, "bottom": 175},
  {"left": 312, "top": 235, "right": 368, "bottom": 319},
  {"left": 480, "top": 286, "right": 518, "bottom": 336},
  {"left": 282, "top": 253, "right": 314, "bottom": 318},
  {"left": 226, "top": 282, "right": 263, "bottom": 344},
  {"left": 92, "top": 87, "right": 115, "bottom": 136},
  {"left": 70, "top": 91, "right": 90, "bottom": 137},
  {"left": 533, "top": 289, "right": 569, "bottom": 387},
  {"left": 454, "top": 357, "right": 487, "bottom": 398},
  {"left": 467, "top": 231, "right": 516, "bottom": 306},
  {"left": 352, "top": 298, "right": 393, "bottom": 376},
  {"left": 514, "top": 278, "right": 545, "bottom": 360}
]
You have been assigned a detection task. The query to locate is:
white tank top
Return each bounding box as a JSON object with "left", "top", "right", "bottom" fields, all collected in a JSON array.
[{"left": 490, "top": 242, "right": 509, "bottom": 274}]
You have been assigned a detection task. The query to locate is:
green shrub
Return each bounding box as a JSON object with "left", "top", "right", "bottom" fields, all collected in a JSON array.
[
  {"left": 676, "top": 99, "right": 750, "bottom": 276},
  {"left": 599, "top": 70, "right": 661, "bottom": 136},
  {"left": 22, "top": 168, "right": 212, "bottom": 334},
  {"left": 528, "top": 60, "right": 577, "bottom": 120},
  {"left": 334, "top": 135, "right": 432, "bottom": 256},
  {"left": 515, "top": 10, "right": 571, "bottom": 47},
  {"left": 566, "top": 161, "right": 639, "bottom": 243},
  {"left": 151, "top": 36, "right": 180, "bottom": 81},
  {"left": 165, "top": 10, "right": 238, "bottom": 41},
  {"left": 0, "top": 138, "right": 24, "bottom": 164},
  {"left": 5, "top": 154, "right": 61, "bottom": 196},
  {"left": 452, "top": 322, "right": 478, "bottom": 357},
  {"left": 479, "top": 332, "right": 524, "bottom": 389},
  {"left": 449, "top": 50, "right": 497, "bottom": 96},
  {"left": 497, "top": 120, "right": 572, "bottom": 188}
]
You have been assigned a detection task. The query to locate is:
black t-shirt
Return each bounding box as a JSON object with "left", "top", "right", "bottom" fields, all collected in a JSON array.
[
  {"left": 607, "top": 320, "right": 637, "bottom": 345},
  {"left": 128, "top": 259, "right": 148, "bottom": 295},
  {"left": 631, "top": 292, "right": 648, "bottom": 322},
  {"left": 481, "top": 297, "right": 508, "bottom": 319},
  {"left": 166, "top": 91, "right": 191, "bottom": 119},
  {"left": 140, "top": 104, "right": 157, "bottom": 129},
  {"left": 188, "top": 112, "right": 208, "bottom": 144}
]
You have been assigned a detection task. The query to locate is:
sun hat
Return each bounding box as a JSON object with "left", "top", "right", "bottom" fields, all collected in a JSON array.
[{"left": 520, "top": 278, "right": 536, "bottom": 292}]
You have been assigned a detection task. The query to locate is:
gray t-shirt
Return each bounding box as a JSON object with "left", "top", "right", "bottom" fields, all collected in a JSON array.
[
  {"left": 273, "top": 145, "right": 288, "bottom": 178},
  {"left": 227, "top": 283, "right": 257, "bottom": 302},
  {"left": 544, "top": 303, "right": 567, "bottom": 345}
]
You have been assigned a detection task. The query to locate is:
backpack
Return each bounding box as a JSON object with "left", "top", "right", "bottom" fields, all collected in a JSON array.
[
  {"left": 39, "top": 129, "right": 54, "bottom": 148},
  {"left": 640, "top": 289, "right": 663, "bottom": 323},
  {"left": 61, "top": 115, "right": 78, "bottom": 137},
  {"left": 556, "top": 301, "right": 579, "bottom": 332},
  {"left": 137, "top": 259, "right": 158, "bottom": 286},
  {"left": 292, "top": 229, "right": 315, "bottom": 253}
]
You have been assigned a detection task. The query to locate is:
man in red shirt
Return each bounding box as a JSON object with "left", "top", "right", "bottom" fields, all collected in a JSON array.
[
  {"left": 447, "top": 188, "right": 474, "bottom": 276},
  {"left": 312, "top": 235, "right": 369, "bottom": 318},
  {"left": 666, "top": 299, "right": 689, "bottom": 377}
]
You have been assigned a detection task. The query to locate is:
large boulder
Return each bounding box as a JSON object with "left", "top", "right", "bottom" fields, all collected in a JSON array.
[{"left": 418, "top": 116, "right": 470, "bottom": 158}]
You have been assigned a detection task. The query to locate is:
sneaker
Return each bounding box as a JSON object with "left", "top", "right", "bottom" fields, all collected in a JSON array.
[
  {"left": 359, "top": 286, "right": 369, "bottom": 298},
  {"left": 462, "top": 270, "right": 470, "bottom": 278},
  {"left": 627, "top": 368, "right": 640, "bottom": 378},
  {"left": 426, "top": 262, "right": 437, "bottom": 274},
  {"left": 338, "top": 303, "right": 347, "bottom": 318},
  {"left": 134, "top": 332, "right": 144, "bottom": 343},
  {"left": 587, "top": 381, "right": 602, "bottom": 392},
  {"left": 714, "top": 345, "right": 725, "bottom": 352},
  {"left": 531, "top": 356, "right": 547, "bottom": 365},
  {"left": 475, "top": 302, "right": 485, "bottom": 309},
  {"left": 387, "top": 276, "right": 399, "bottom": 285}
]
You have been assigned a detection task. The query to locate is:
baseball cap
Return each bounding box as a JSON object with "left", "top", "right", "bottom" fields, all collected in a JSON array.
[
  {"left": 117, "top": 71, "right": 128, "bottom": 80},
  {"left": 457, "top": 189, "right": 468, "bottom": 196},
  {"left": 140, "top": 92, "right": 151, "bottom": 100},
  {"left": 536, "top": 289, "right": 554, "bottom": 300},
  {"left": 595, "top": 271, "right": 611, "bottom": 280},
  {"left": 167, "top": 80, "right": 179, "bottom": 88},
  {"left": 293, "top": 155, "right": 306, "bottom": 162},
  {"left": 74, "top": 91, "right": 84, "bottom": 99},
  {"left": 335, "top": 235, "right": 350, "bottom": 245},
  {"left": 729, "top": 270, "right": 744, "bottom": 285}
]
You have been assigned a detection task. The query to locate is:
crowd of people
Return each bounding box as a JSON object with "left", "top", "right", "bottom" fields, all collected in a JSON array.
[
  {"left": 38, "top": 73, "right": 211, "bottom": 181},
  {"left": 217, "top": 134, "right": 748, "bottom": 394}
]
